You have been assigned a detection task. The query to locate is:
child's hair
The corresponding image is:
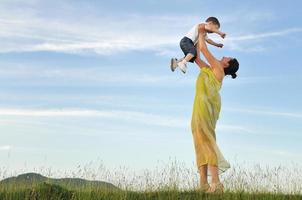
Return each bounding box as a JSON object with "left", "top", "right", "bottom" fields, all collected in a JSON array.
[
  {"left": 224, "top": 58, "right": 239, "bottom": 79},
  {"left": 205, "top": 17, "right": 220, "bottom": 28}
]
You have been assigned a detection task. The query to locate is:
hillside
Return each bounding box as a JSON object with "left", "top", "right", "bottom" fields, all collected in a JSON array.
[{"left": 0, "top": 172, "right": 120, "bottom": 191}]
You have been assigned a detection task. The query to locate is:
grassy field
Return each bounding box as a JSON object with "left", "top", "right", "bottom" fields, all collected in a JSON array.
[
  {"left": 1, "top": 183, "right": 302, "bottom": 200},
  {"left": 1, "top": 159, "right": 301, "bottom": 199}
]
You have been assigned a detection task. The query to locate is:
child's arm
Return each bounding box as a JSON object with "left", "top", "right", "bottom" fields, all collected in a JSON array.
[
  {"left": 205, "top": 38, "right": 224, "bottom": 48},
  {"left": 204, "top": 24, "right": 226, "bottom": 38}
]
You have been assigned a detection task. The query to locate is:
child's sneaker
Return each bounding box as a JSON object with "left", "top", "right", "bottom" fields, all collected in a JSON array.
[
  {"left": 178, "top": 61, "right": 187, "bottom": 73},
  {"left": 170, "top": 58, "right": 178, "bottom": 72}
]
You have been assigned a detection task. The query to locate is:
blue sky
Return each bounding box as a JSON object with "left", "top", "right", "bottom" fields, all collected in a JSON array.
[{"left": 0, "top": 0, "right": 302, "bottom": 175}]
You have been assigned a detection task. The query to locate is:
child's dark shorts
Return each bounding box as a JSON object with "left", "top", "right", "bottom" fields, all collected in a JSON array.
[{"left": 180, "top": 36, "right": 197, "bottom": 63}]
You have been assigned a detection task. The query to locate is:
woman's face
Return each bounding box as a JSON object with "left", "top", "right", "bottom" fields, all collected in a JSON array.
[{"left": 221, "top": 57, "right": 232, "bottom": 68}]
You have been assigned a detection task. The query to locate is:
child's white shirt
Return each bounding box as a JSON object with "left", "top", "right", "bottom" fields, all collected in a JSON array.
[{"left": 185, "top": 23, "right": 208, "bottom": 45}]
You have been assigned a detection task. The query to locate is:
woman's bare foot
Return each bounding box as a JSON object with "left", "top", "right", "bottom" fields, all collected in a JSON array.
[
  {"left": 205, "top": 182, "right": 224, "bottom": 194},
  {"left": 197, "top": 183, "right": 210, "bottom": 192}
]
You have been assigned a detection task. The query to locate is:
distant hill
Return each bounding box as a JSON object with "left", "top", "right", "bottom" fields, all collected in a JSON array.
[{"left": 0, "top": 172, "right": 120, "bottom": 191}]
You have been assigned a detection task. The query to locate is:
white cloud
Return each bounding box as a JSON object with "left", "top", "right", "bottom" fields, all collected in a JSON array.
[
  {"left": 209, "top": 28, "right": 302, "bottom": 52},
  {"left": 0, "top": 1, "right": 299, "bottom": 55},
  {"left": 216, "top": 124, "right": 255, "bottom": 134},
  {"left": 0, "top": 145, "right": 12, "bottom": 151},
  {"left": 0, "top": 108, "right": 262, "bottom": 134},
  {"left": 270, "top": 150, "right": 295, "bottom": 157},
  {"left": 224, "top": 107, "right": 302, "bottom": 118},
  {"left": 0, "top": 64, "right": 188, "bottom": 86},
  {"left": 0, "top": 108, "right": 188, "bottom": 128},
  {"left": 0, "top": 63, "right": 290, "bottom": 87},
  {"left": 227, "top": 28, "right": 302, "bottom": 42},
  {"left": 0, "top": 8, "right": 180, "bottom": 55}
]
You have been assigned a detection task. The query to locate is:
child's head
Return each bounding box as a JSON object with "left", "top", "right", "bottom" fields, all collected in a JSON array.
[{"left": 205, "top": 17, "right": 220, "bottom": 33}]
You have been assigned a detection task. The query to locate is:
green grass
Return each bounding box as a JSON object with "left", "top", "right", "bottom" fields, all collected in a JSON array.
[
  {"left": 1, "top": 158, "right": 301, "bottom": 199},
  {"left": 0, "top": 183, "right": 302, "bottom": 200}
]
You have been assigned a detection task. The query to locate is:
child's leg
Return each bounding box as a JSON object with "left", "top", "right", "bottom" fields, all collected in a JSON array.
[
  {"left": 179, "top": 53, "right": 194, "bottom": 63},
  {"left": 177, "top": 52, "right": 196, "bottom": 74},
  {"left": 178, "top": 57, "right": 184, "bottom": 62},
  {"left": 177, "top": 37, "right": 197, "bottom": 73}
]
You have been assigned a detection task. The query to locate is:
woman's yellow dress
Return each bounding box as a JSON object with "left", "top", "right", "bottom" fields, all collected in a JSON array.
[{"left": 191, "top": 67, "right": 230, "bottom": 176}]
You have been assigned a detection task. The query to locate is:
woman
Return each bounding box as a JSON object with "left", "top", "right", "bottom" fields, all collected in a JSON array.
[{"left": 191, "top": 25, "right": 239, "bottom": 194}]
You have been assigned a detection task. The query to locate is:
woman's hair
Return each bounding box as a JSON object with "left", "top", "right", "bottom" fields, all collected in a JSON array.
[{"left": 224, "top": 58, "right": 239, "bottom": 79}]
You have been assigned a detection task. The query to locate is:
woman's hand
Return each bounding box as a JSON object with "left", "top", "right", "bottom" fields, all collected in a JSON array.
[
  {"left": 197, "top": 25, "right": 207, "bottom": 50},
  {"left": 198, "top": 24, "right": 207, "bottom": 37},
  {"left": 197, "top": 24, "right": 220, "bottom": 70}
]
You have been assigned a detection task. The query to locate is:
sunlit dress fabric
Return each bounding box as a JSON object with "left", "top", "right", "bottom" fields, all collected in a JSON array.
[{"left": 191, "top": 67, "right": 230, "bottom": 176}]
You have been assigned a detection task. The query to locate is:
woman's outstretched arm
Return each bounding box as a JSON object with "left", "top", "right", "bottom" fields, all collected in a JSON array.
[
  {"left": 197, "top": 25, "right": 220, "bottom": 69},
  {"left": 194, "top": 43, "right": 210, "bottom": 69}
]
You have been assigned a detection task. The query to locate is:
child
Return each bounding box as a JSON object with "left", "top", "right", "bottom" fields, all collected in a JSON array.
[{"left": 170, "top": 17, "right": 226, "bottom": 73}]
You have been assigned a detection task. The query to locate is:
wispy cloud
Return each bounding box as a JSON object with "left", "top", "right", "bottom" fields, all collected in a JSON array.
[
  {"left": 227, "top": 28, "right": 302, "bottom": 42},
  {"left": 0, "top": 8, "right": 180, "bottom": 55},
  {"left": 209, "top": 28, "right": 302, "bottom": 52},
  {"left": 0, "top": 63, "right": 289, "bottom": 87},
  {"left": 0, "top": 64, "right": 190, "bottom": 86},
  {"left": 0, "top": 108, "right": 188, "bottom": 128},
  {"left": 0, "top": 1, "right": 299, "bottom": 55},
  {"left": 224, "top": 107, "right": 302, "bottom": 118},
  {"left": 0, "top": 108, "right": 261, "bottom": 134},
  {"left": 0, "top": 145, "right": 12, "bottom": 151},
  {"left": 269, "top": 150, "right": 296, "bottom": 157},
  {"left": 216, "top": 124, "right": 256, "bottom": 134}
]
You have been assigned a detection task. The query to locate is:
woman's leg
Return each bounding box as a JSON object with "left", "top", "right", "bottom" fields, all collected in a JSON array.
[
  {"left": 208, "top": 165, "right": 220, "bottom": 183},
  {"left": 199, "top": 164, "right": 208, "bottom": 185},
  {"left": 207, "top": 165, "right": 224, "bottom": 193}
]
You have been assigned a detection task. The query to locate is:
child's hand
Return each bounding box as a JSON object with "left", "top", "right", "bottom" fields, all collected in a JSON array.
[
  {"left": 220, "top": 32, "right": 226, "bottom": 39},
  {"left": 216, "top": 43, "right": 224, "bottom": 48}
]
